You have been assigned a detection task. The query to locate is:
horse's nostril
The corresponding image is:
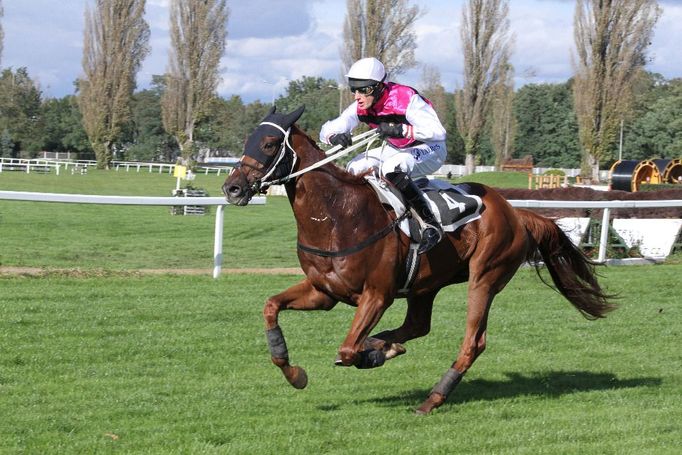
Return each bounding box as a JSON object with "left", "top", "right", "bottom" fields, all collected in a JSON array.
[{"left": 228, "top": 185, "right": 242, "bottom": 196}]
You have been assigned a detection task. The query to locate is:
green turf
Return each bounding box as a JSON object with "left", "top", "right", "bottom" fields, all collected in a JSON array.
[
  {"left": 1, "top": 169, "right": 680, "bottom": 453},
  {"left": 451, "top": 171, "right": 530, "bottom": 189},
  {"left": 0, "top": 170, "right": 299, "bottom": 270},
  {"left": 1, "top": 265, "right": 680, "bottom": 453}
]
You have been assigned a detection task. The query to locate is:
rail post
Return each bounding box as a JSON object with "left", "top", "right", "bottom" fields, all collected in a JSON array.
[
  {"left": 597, "top": 207, "right": 611, "bottom": 263},
  {"left": 213, "top": 204, "right": 225, "bottom": 278}
]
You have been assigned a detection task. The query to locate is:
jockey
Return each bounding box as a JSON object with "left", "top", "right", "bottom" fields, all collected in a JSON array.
[{"left": 320, "top": 57, "right": 447, "bottom": 254}]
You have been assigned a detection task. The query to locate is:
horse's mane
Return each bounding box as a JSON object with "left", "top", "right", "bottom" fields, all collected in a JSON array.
[{"left": 293, "top": 125, "right": 371, "bottom": 187}]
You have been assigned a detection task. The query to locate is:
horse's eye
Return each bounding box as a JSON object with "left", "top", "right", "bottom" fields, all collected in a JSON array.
[{"left": 264, "top": 141, "right": 278, "bottom": 151}]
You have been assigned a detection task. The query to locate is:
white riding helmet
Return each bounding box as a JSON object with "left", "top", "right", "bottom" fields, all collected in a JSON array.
[{"left": 346, "top": 57, "right": 386, "bottom": 89}]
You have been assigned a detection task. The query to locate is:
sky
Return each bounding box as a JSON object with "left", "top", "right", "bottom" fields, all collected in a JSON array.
[{"left": 2, "top": 0, "right": 681, "bottom": 103}]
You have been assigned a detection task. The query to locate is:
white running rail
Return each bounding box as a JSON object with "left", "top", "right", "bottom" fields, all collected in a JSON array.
[
  {"left": 0, "top": 191, "right": 265, "bottom": 278},
  {"left": 1, "top": 190, "right": 680, "bottom": 273}
]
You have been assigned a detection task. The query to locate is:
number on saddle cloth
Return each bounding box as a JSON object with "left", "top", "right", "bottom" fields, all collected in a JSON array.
[
  {"left": 364, "top": 177, "right": 484, "bottom": 234},
  {"left": 421, "top": 181, "right": 484, "bottom": 232}
]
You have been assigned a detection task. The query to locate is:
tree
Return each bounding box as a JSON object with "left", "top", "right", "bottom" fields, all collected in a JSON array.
[
  {"left": 276, "top": 76, "right": 340, "bottom": 142},
  {"left": 455, "top": 0, "right": 513, "bottom": 175},
  {"left": 626, "top": 78, "right": 682, "bottom": 160},
  {"left": 78, "top": 0, "right": 150, "bottom": 168},
  {"left": 127, "top": 77, "right": 177, "bottom": 161},
  {"left": 418, "top": 65, "right": 464, "bottom": 164},
  {"left": 489, "top": 63, "right": 516, "bottom": 169},
  {"left": 572, "top": 0, "right": 661, "bottom": 180},
  {"left": 0, "top": 129, "right": 11, "bottom": 158},
  {"left": 0, "top": 68, "right": 44, "bottom": 156},
  {"left": 161, "top": 0, "right": 228, "bottom": 160},
  {"left": 514, "top": 82, "right": 581, "bottom": 168},
  {"left": 41, "top": 95, "right": 92, "bottom": 157},
  {"left": 341, "top": 0, "right": 422, "bottom": 77}
]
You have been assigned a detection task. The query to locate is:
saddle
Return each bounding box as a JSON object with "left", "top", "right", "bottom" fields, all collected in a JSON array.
[
  {"left": 365, "top": 175, "right": 484, "bottom": 295},
  {"left": 366, "top": 175, "right": 483, "bottom": 239}
]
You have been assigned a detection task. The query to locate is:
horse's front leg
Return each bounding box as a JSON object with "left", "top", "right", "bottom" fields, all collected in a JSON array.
[
  {"left": 336, "top": 290, "right": 393, "bottom": 369},
  {"left": 264, "top": 279, "right": 337, "bottom": 389}
]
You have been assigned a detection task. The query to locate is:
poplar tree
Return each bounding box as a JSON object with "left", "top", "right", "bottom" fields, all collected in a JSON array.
[
  {"left": 341, "top": 0, "right": 422, "bottom": 78},
  {"left": 161, "top": 0, "right": 228, "bottom": 159},
  {"left": 455, "top": 0, "right": 512, "bottom": 175},
  {"left": 490, "top": 63, "right": 516, "bottom": 169},
  {"left": 78, "top": 0, "right": 150, "bottom": 168},
  {"left": 573, "top": 0, "right": 660, "bottom": 180}
]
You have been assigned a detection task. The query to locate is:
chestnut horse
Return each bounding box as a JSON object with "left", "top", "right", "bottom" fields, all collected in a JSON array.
[{"left": 223, "top": 106, "right": 614, "bottom": 414}]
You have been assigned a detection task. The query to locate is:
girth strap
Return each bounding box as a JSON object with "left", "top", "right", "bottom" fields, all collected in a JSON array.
[{"left": 297, "top": 212, "right": 408, "bottom": 258}]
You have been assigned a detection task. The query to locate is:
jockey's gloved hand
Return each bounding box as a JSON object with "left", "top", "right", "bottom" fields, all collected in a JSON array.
[
  {"left": 377, "top": 123, "right": 404, "bottom": 139},
  {"left": 329, "top": 132, "right": 352, "bottom": 147}
]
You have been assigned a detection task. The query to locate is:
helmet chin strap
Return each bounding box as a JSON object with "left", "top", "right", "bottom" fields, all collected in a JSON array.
[{"left": 368, "top": 82, "right": 386, "bottom": 108}]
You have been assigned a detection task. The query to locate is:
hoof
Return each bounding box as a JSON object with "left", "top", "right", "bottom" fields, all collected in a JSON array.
[
  {"left": 385, "top": 343, "right": 406, "bottom": 360},
  {"left": 283, "top": 365, "right": 308, "bottom": 389},
  {"left": 415, "top": 393, "right": 445, "bottom": 415}
]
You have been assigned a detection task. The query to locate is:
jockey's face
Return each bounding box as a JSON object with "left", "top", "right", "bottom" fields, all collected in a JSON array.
[
  {"left": 354, "top": 91, "right": 375, "bottom": 110},
  {"left": 350, "top": 83, "right": 380, "bottom": 110}
]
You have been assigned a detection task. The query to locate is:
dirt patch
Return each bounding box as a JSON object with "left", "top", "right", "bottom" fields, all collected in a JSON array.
[{"left": 0, "top": 266, "right": 304, "bottom": 277}]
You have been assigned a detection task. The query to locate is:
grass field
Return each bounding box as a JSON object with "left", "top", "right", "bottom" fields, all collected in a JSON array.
[
  {"left": 0, "top": 170, "right": 299, "bottom": 270},
  {"left": 1, "top": 265, "right": 680, "bottom": 453},
  {"left": 1, "top": 170, "right": 680, "bottom": 453}
]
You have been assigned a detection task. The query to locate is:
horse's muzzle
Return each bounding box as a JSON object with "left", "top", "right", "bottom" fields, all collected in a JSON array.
[{"left": 222, "top": 182, "right": 252, "bottom": 206}]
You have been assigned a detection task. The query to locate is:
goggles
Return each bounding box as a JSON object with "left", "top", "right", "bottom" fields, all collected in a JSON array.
[{"left": 349, "top": 84, "right": 378, "bottom": 96}]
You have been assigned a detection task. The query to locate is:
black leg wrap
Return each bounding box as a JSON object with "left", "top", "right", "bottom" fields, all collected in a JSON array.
[
  {"left": 430, "top": 368, "right": 463, "bottom": 397},
  {"left": 266, "top": 326, "right": 289, "bottom": 360},
  {"left": 355, "top": 349, "right": 387, "bottom": 369}
]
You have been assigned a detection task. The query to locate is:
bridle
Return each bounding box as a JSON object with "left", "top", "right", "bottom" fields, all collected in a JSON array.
[
  {"left": 232, "top": 121, "right": 298, "bottom": 195},
  {"left": 235, "top": 123, "right": 380, "bottom": 195}
]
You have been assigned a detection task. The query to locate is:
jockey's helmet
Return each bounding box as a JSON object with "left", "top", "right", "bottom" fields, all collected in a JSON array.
[{"left": 346, "top": 57, "right": 386, "bottom": 90}]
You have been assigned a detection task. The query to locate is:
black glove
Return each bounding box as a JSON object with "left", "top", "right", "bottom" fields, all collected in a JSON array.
[
  {"left": 329, "top": 132, "right": 352, "bottom": 147},
  {"left": 377, "top": 122, "right": 404, "bottom": 139}
]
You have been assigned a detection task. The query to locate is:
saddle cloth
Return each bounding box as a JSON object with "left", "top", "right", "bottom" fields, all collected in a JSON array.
[{"left": 365, "top": 175, "right": 483, "bottom": 238}]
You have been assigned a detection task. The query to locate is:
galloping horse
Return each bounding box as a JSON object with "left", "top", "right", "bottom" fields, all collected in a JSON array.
[{"left": 223, "top": 106, "right": 614, "bottom": 414}]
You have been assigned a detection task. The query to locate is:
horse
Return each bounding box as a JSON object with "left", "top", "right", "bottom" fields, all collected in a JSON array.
[{"left": 222, "top": 106, "right": 614, "bottom": 414}]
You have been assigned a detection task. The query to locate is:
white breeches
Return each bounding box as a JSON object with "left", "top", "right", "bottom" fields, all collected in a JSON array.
[{"left": 346, "top": 141, "right": 447, "bottom": 179}]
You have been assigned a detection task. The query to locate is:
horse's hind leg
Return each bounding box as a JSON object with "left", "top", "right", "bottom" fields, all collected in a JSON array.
[
  {"left": 416, "top": 284, "right": 493, "bottom": 415},
  {"left": 366, "top": 292, "right": 437, "bottom": 359}
]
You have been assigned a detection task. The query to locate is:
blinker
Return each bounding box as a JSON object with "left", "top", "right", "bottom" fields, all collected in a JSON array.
[{"left": 243, "top": 124, "right": 284, "bottom": 165}]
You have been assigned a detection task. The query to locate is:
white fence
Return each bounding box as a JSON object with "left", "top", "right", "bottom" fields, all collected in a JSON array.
[
  {"left": 0, "top": 190, "right": 265, "bottom": 278},
  {"left": 3, "top": 157, "right": 609, "bottom": 179},
  {"left": 509, "top": 199, "right": 682, "bottom": 262},
  {"left": 0, "top": 158, "right": 231, "bottom": 176},
  {"left": 0, "top": 190, "right": 680, "bottom": 277}
]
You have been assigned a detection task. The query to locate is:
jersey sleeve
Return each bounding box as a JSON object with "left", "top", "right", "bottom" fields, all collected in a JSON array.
[
  {"left": 319, "top": 102, "right": 361, "bottom": 144},
  {"left": 404, "top": 95, "right": 447, "bottom": 143}
]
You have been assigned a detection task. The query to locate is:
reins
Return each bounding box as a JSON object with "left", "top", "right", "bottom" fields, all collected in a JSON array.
[
  {"left": 253, "top": 123, "right": 401, "bottom": 258},
  {"left": 258, "top": 125, "right": 380, "bottom": 187}
]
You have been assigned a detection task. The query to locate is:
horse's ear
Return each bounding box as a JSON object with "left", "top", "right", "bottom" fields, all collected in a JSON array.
[
  {"left": 265, "top": 105, "right": 276, "bottom": 117},
  {"left": 283, "top": 105, "right": 305, "bottom": 128}
]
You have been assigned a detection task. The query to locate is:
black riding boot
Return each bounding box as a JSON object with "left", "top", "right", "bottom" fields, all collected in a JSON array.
[{"left": 386, "top": 171, "right": 443, "bottom": 254}]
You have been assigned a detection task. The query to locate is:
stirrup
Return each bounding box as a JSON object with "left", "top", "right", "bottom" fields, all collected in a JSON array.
[{"left": 417, "top": 224, "right": 443, "bottom": 254}]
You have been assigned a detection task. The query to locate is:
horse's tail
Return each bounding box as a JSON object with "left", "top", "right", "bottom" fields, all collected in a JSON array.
[{"left": 517, "top": 208, "right": 616, "bottom": 319}]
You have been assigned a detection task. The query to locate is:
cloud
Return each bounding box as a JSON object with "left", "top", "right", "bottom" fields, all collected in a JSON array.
[
  {"left": 229, "top": 0, "right": 320, "bottom": 39},
  {"left": 2, "top": 0, "right": 681, "bottom": 103}
]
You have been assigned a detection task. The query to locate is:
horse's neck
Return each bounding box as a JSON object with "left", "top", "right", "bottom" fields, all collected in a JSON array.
[{"left": 286, "top": 130, "right": 385, "bottom": 233}]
